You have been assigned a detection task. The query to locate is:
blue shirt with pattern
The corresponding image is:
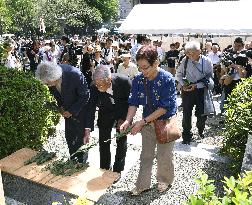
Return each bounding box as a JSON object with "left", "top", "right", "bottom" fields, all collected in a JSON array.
[{"left": 128, "top": 68, "right": 177, "bottom": 120}]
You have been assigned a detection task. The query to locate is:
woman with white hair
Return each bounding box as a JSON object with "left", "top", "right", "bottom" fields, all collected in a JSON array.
[{"left": 36, "top": 62, "right": 91, "bottom": 163}]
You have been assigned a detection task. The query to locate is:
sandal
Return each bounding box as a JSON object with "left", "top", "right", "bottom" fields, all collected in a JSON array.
[
  {"left": 131, "top": 187, "right": 148, "bottom": 196},
  {"left": 157, "top": 182, "right": 170, "bottom": 193}
]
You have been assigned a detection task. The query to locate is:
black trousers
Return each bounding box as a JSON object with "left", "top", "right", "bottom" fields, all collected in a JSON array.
[
  {"left": 182, "top": 88, "right": 207, "bottom": 142},
  {"left": 98, "top": 112, "right": 127, "bottom": 173},
  {"left": 213, "top": 70, "right": 222, "bottom": 94},
  {"left": 65, "top": 118, "right": 87, "bottom": 163}
]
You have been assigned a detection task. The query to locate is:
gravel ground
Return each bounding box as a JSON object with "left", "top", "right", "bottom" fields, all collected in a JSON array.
[
  {"left": 97, "top": 154, "right": 233, "bottom": 205},
  {"left": 5, "top": 96, "right": 230, "bottom": 205}
]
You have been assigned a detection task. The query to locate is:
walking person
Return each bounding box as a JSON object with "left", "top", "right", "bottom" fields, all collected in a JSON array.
[
  {"left": 120, "top": 45, "right": 177, "bottom": 195},
  {"left": 176, "top": 41, "right": 214, "bottom": 144}
]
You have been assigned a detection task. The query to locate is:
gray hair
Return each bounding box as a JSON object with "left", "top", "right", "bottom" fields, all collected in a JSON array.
[
  {"left": 36, "top": 62, "right": 62, "bottom": 84},
  {"left": 185, "top": 41, "right": 201, "bottom": 51},
  {"left": 92, "top": 64, "right": 112, "bottom": 81},
  {"left": 212, "top": 44, "right": 219, "bottom": 49}
]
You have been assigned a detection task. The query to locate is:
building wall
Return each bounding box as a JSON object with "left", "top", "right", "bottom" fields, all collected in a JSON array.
[{"left": 119, "top": 0, "right": 134, "bottom": 19}]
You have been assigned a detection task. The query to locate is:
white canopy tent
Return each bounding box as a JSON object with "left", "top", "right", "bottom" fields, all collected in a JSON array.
[{"left": 118, "top": 1, "right": 252, "bottom": 35}]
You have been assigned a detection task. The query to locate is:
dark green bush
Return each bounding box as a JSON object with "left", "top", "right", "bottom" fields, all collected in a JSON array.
[
  {"left": 0, "top": 66, "right": 60, "bottom": 159},
  {"left": 220, "top": 77, "right": 252, "bottom": 173}
]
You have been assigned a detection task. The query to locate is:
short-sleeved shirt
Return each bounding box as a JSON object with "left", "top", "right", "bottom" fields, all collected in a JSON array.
[
  {"left": 117, "top": 62, "right": 139, "bottom": 79},
  {"left": 128, "top": 68, "right": 177, "bottom": 120}
]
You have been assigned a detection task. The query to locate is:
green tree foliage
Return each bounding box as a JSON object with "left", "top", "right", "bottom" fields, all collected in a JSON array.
[
  {"left": 37, "top": 0, "right": 104, "bottom": 36},
  {"left": 220, "top": 77, "right": 252, "bottom": 173},
  {"left": 5, "top": 0, "right": 38, "bottom": 36},
  {"left": 2, "top": 0, "right": 119, "bottom": 36},
  {"left": 86, "top": 0, "right": 119, "bottom": 23},
  {"left": 0, "top": 66, "right": 60, "bottom": 159},
  {"left": 0, "top": 0, "right": 12, "bottom": 33}
]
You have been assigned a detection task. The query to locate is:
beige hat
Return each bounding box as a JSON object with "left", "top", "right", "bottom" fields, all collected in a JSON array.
[
  {"left": 121, "top": 53, "right": 131, "bottom": 58},
  {"left": 45, "top": 40, "right": 51, "bottom": 44},
  {"left": 111, "top": 42, "right": 119, "bottom": 48},
  {"left": 44, "top": 45, "right": 51, "bottom": 51},
  {"left": 87, "top": 45, "right": 93, "bottom": 51},
  {"left": 94, "top": 45, "right": 102, "bottom": 52}
]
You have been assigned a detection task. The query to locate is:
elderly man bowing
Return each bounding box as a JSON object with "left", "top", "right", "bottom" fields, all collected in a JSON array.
[
  {"left": 36, "top": 62, "right": 91, "bottom": 162},
  {"left": 87, "top": 65, "right": 131, "bottom": 177}
]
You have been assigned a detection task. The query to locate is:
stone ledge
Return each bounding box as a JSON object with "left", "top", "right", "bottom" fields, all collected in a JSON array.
[{"left": 241, "top": 134, "right": 252, "bottom": 172}]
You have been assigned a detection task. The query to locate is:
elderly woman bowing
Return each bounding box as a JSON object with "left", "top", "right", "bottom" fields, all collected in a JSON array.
[
  {"left": 120, "top": 45, "right": 177, "bottom": 195},
  {"left": 36, "top": 62, "right": 91, "bottom": 163}
]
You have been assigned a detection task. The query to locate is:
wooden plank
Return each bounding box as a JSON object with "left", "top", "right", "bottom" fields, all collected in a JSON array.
[
  {"left": 0, "top": 148, "right": 119, "bottom": 202},
  {"left": 45, "top": 167, "right": 119, "bottom": 202},
  {"left": 12, "top": 160, "right": 57, "bottom": 184},
  {"left": 0, "top": 169, "right": 5, "bottom": 205},
  {"left": 0, "top": 148, "right": 37, "bottom": 173}
]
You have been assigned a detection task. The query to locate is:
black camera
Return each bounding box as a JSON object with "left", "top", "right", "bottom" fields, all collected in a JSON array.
[
  {"left": 224, "top": 59, "right": 233, "bottom": 67},
  {"left": 197, "top": 77, "right": 210, "bottom": 88},
  {"left": 220, "top": 51, "right": 248, "bottom": 68},
  {"left": 234, "top": 54, "right": 248, "bottom": 67},
  {"left": 75, "top": 46, "right": 83, "bottom": 55}
]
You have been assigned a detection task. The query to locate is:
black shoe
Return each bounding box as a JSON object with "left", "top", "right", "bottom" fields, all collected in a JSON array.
[
  {"left": 181, "top": 140, "right": 190, "bottom": 145},
  {"left": 199, "top": 133, "right": 205, "bottom": 139},
  {"left": 113, "top": 172, "right": 121, "bottom": 184}
]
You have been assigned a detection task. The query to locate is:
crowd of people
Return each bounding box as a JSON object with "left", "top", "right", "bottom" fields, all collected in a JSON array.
[{"left": 1, "top": 33, "right": 252, "bottom": 195}]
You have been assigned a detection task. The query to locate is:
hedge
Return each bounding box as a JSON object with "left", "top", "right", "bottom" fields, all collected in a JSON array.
[
  {"left": 0, "top": 66, "right": 60, "bottom": 159},
  {"left": 220, "top": 77, "right": 252, "bottom": 173}
]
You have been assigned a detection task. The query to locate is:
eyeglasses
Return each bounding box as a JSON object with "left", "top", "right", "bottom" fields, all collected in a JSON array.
[
  {"left": 94, "top": 79, "right": 110, "bottom": 88},
  {"left": 137, "top": 64, "right": 151, "bottom": 71}
]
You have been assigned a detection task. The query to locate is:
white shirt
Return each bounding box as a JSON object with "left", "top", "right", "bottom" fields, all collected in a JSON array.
[
  {"left": 157, "top": 46, "right": 165, "bottom": 62},
  {"left": 117, "top": 62, "right": 138, "bottom": 79},
  {"left": 130, "top": 43, "right": 142, "bottom": 63},
  {"left": 207, "top": 51, "right": 221, "bottom": 65},
  {"left": 5, "top": 54, "right": 16, "bottom": 69},
  {"left": 102, "top": 47, "right": 114, "bottom": 65}
]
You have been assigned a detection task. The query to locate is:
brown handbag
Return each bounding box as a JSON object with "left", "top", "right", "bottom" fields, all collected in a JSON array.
[
  {"left": 153, "top": 116, "right": 181, "bottom": 144},
  {"left": 143, "top": 78, "right": 181, "bottom": 144}
]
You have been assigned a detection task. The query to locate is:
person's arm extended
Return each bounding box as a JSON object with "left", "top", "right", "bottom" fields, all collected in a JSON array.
[
  {"left": 130, "top": 108, "right": 167, "bottom": 135},
  {"left": 119, "top": 106, "right": 137, "bottom": 132},
  {"left": 142, "top": 107, "right": 167, "bottom": 124}
]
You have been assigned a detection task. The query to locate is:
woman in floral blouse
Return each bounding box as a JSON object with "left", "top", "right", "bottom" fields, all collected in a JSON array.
[{"left": 120, "top": 45, "right": 177, "bottom": 195}]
